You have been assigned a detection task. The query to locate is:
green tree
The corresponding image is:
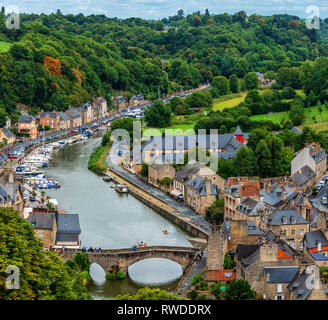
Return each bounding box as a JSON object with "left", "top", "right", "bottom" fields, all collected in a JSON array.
[
  {"left": 0, "top": 207, "right": 91, "bottom": 300},
  {"left": 144, "top": 100, "right": 171, "bottom": 127},
  {"left": 113, "top": 287, "right": 186, "bottom": 300},
  {"left": 212, "top": 76, "right": 230, "bottom": 95},
  {"left": 255, "top": 139, "right": 272, "bottom": 177},
  {"left": 244, "top": 72, "right": 259, "bottom": 90},
  {"left": 229, "top": 74, "right": 239, "bottom": 93},
  {"left": 233, "top": 147, "right": 258, "bottom": 176},
  {"left": 224, "top": 279, "right": 256, "bottom": 300}
]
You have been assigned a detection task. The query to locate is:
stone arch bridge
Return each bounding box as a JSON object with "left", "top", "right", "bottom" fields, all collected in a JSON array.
[{"left": 60, "top": 246, "right": 199, "bottom": 274}]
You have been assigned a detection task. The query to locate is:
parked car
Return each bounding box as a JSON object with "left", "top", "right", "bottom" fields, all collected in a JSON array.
[
  {"left": 29, "top": 195, "right": 36, "bottom": 202},
  {"left": 322, "top": 197, "right": 328, "bottom": 205}
]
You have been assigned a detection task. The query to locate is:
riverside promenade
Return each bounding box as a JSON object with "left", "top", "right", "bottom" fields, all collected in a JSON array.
[{"left": 106, "top": 150, "right": 210, "bottom": 238}]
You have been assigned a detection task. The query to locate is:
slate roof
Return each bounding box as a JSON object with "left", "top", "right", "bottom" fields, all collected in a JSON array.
[
  {"left": 186, "top": 176, "right": 218, "bottom": 196},
  {"left": 56, "top": 233, "right": 79, "bottom": 242},
  {"left": 290, "top": 127, "right": 303, "bottom": 134},
  {"left": 27, "top": 213, "right": 55, "bottom": 230},
  {"left": 56, "top": 214, "right": 81, "bottom": 234},
  {"left": 247, "top": 221, "right": 264, "bottom": 236},
  {"left": 288, "top": 267, "right": 315, "bottom": 300},
  {"left": 65, "top": 108, "right": 81, "bottom": 119},
  {"left": 212, "top": 151, "right": 238, "bottom": 160},
  {"left": 0, "top": 183, "right": 21, "bottom": 203},
  {"left": 234, "top": 126, "right": 243, "bottom": 135},
  {"left": 40, "top": 112, "right": 57, "bottom": 118},
  {"left": 142, "top": 134, "right": 243, "bottom": 152},
  {"left": 267, "top": 209, "right": 309, "bottom": 226},
  {"left": 261, "top": 187, "right": 298, "bottom": 207},
  {"left": 237, "top": 198, "right": 269, "bottom": 217},
  {"left": 309, "top": 143, "right": 326, "bottom": 163},
  {"left": 265, "top": 266, "right": 299, "bottom": 283},
  {"left": 0, "top": 185, "right": 10, "bottom": 204},
  {"left": 1, "top": 128, "right": 15, "bottom": 139},
  {"left": 175, "top": 163, "right": 203, "bottom": 181},
  {"left": 309, "top": 252, "right": 328, "bottom": 261},
  {"left": 236, "top": 244, "right": 261, "bottom": 261},
  {"left": 58, "top": 111, "right": 70, "bottom": 121},
  {"left": 18, "top": 115, "right": 35, "bottom": 123},
  {"left": 304, "top": 230, "right": 328, "bottom": 249},
  {"left": 290, "top": 165, "right": 316, "bottom": 186},
  {"left": 223, "top": 221, "right": 263, "bottom": 238}
]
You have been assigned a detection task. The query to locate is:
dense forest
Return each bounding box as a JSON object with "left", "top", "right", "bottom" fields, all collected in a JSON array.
[{"left": 1, "top": 9, "right": 328, "bottom": 123}]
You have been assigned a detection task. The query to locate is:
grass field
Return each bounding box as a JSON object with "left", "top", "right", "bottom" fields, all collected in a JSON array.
[
  {"left": 0, "top": 41, "right": 11, "bottom": 53},
  {"left": 250, "top": 104, "right": 328, "bottom": 132},
  {"left": 249, "top": 112, "right": 288, "bottom": 124},
  {"left": 212, "top": 92, "right": 247, "bottom": 111}
]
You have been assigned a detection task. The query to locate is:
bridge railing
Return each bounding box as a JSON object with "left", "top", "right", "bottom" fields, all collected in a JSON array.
[{"left": 59, "top": 246, "right": 199, "bottom": 255}]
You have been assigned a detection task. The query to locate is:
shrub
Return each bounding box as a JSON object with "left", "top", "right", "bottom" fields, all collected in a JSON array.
[
  {"left": 191, "top": 273, "right": 203, "bottom": 285},
  {"left": 199, "top": 281, "right": 208, "bottom": 291},
  {"left": 74, "top": 252, "right": 91, "bottom": 272},
  {"left": 106, "top": 271, "right": 116, "bottom": 280},
  {"left": 188, "top": 289, "right": 199, "bottom": 300},
  {"left": 117, "top": 270, "right": 126, "bottom": 280}
]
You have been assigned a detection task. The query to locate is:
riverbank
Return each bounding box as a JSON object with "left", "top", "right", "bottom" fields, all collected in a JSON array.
[
  {"left": 88, "top": 143, "right": 111, "bottom": 176},
  {"left": 105, "top": 159, "right": 209, "bottom": 240}
]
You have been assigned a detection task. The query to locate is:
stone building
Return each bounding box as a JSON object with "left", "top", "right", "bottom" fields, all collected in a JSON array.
[
  {"left": 58, "top": 111, "right": 70, "bottom": 130},
  {"left": 266, "top": 209, "right": 310, "bottom": 250},
  {"left": 224, "top": 177, "right": 261, "bottom": 221},
  {"left": 290, "top": 165, "right": 316, "bottom": 193},
  {"left": 93, "top": 97, "right": 108, "bottom": 119},
  {"left": 27, "top": 212, "right": 57, "bottom": 250},
  {"left": 288, "top": 265, "right": 328, "bottom": 300},
  {"left": 65, "top": 107, "right": 82, "bottom": 128},
  {"left": 112, "top": 95, "right": 127, "bottom": 112},
  {"left": 148, "top": 163, "right": 176, "bottom": 190},
  {"left": 184, "top": 176, "right": 219, "bottom": 214},
  {"left": 55, "top": 214, "right": 81, "bottom": 248},
  {"left": 0, "top": 127, "right": 16, "bottom": 145},
  {"left": 79, "top": 103, "right": 93, "bottom": 125},
  {"left": 291, "top": 142, "right": 327, "bottom": 184},
  {"left": 236, "top": 235, "right": 300, "bottom": 300}
]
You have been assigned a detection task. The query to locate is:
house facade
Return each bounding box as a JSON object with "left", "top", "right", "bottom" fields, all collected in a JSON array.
[
  {"left": 65, "top": 107, "right": 82, "bottom": 128},
  {"left": 39, "top": 111, "right": 60, "bottom": 131},
  {"left": 291, "top": 142, "right": 327, "bottom": 184},
  {"left": 18, "top": 115, "right": 38, "bottom": 139}
]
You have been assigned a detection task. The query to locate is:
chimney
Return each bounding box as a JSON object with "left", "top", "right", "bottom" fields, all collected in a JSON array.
[
  {"left": 205, "top": 178, "right": 211, "bottom": 196},
  {"left": 298, "top": 205, "right": 307, "bottom": 221},
  {"left": 260, "top": 242, "right": 278, "bottom": 263},
  {"left": 306, "top": 208, "right": 311, "bottom": 222},
  {"left": 282, "top": 187, "right": 286, "bottom": 201},
  {"left": 8, "top": 170, "right": 14, "bottom": 184}
]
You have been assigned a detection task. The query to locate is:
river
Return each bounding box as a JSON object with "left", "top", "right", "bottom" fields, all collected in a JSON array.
[{"left": 45, "top": 134, "right": 191, "bottom": 299}]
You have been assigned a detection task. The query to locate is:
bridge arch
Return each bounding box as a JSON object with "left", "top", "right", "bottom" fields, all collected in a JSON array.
[{"left": 60, "top": 246, "right": 199, "bottom": 274}]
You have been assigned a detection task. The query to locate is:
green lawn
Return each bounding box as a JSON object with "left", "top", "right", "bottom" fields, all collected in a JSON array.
[
  {"left": 249, "top": 112, "right": 288, "bottom": 124},
  {"left": 250, "top": 105, "right": 328, "bottom": 132},
  {"left": 212, "top": 92, "right": 247, "bottom": 111},
  {"left": 0, "top": 41, "right": 11, "bottom": 53}
]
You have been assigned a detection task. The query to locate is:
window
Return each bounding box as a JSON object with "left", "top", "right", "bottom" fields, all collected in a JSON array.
[
  {"left": 275, "top": 296, "right": 284, "bottom": 300},
  {"left": 300, "top": 229, "right": 304, "bottom": 236},
  {"left": 39, "top": 233, "right": 43, "bottom": 239},
  {"left": 291, "top": 229, "right": 295, "bottom": 236},
  {"left": 277, "top": 284, "right": 282, "bottom": 293},
  {"left": 318, "top": 242, "right": 322, "bottom": 252},
  {"left": 291, "top": 241, "right": 295, "bottom": 248},
  {"left": 300, "top": 241, "right": 304, "bottom": 250}
]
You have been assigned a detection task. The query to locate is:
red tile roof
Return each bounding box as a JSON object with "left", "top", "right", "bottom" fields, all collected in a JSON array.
[{"left": 203, "top": 270, "right": 236, "bottom": 282}]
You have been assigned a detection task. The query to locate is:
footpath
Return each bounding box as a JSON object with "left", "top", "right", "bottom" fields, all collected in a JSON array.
[{"left": 105, "top": 151, "right": 210, "bottom": 239}]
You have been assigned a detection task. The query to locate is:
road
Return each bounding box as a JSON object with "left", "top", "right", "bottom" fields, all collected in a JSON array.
[
  {"left": 310, "top": 177, "right": 328, "bottom": 213},
  {"left": 107, "top": 142, "right": 211, "bottom": 233}
]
